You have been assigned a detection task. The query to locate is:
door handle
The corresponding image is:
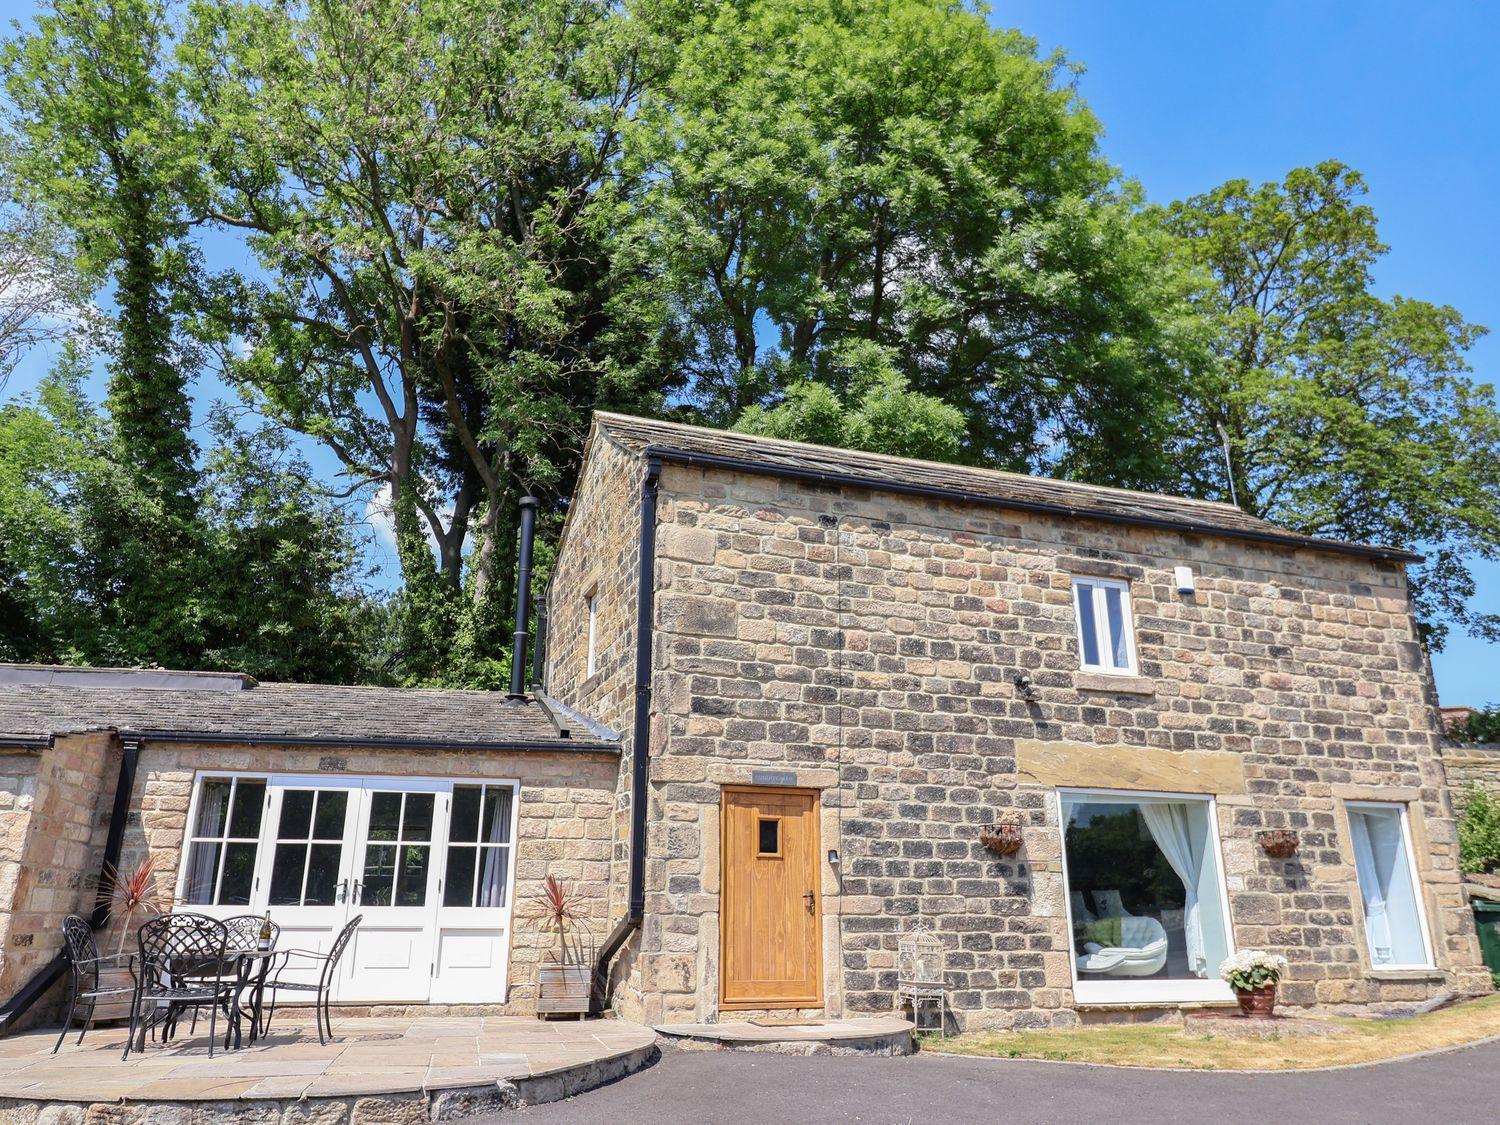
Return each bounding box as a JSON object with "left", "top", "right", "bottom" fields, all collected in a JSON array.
[
  {"left": 354, "top": 880, "right": 363, "bottom": 906},
  {"left": 336, "top": 879, "right": 348, "bottom": 904},
  {"left": 803, "top": 890, "right": 815, "bottom": 914}
]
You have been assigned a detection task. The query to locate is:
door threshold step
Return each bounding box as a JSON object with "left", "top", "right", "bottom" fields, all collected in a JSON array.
[{"left": 654, "top": 1016, "right": 914, "bottom": 1056}]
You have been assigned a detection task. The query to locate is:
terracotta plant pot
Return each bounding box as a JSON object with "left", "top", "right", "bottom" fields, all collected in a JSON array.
[
  {"left": 536, "top": 962, "right": 591, "bottom": 1017},
  {"left": 1235, "top": 984, "right": 1277, "bottom": 1019}
]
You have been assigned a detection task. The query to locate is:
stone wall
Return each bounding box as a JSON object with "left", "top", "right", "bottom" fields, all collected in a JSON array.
[
  {"left": 624, "top": 460, "right": 1487, "bottom": 1028},
  {"left": 545, "top": 433, "right": 649, "bottom": 1017},
  {"left": 105, "top": 741, "right": 620, "bottom": 1013},
  {"left": 0, "top": 733, "right": 116, "bottom": 1022},
  {"left": 1443, "top": 744, "right": 1500, "bottom": 808}
]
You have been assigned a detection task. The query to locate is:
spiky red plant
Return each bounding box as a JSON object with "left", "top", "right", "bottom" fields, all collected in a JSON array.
[
  {"left": 524, "top": 876, "right": 588, "bottom": 965},
  {"left": 103, "top": 855, "right": 168, "bottom": 952}
]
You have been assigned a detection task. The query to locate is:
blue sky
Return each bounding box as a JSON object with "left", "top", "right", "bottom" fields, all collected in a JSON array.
[
  {"left": 2, "top": 0, "right": 1495, "bottom": 703},
  {"left": 998, "top": 0, "right": 1500, "bottom": 706}
]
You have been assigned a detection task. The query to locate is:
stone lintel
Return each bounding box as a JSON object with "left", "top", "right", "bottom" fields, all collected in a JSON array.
[{"left": 1016, "top": 739, "right": 1247, "bottom": 795}]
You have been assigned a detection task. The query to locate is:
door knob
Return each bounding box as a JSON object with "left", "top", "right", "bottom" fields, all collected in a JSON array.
[{"left": 803, "top": 890, "right": 815, "bottom": 913}]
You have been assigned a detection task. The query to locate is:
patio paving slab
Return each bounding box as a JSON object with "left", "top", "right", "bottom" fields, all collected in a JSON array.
[{"left": 0, "top": 1015, "right": 657, "bottom": 1119}]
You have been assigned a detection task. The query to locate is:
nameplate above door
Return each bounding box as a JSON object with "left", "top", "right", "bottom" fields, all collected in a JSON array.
[{"left": 750, "top": 770, "right": 798, "bottom": 787}]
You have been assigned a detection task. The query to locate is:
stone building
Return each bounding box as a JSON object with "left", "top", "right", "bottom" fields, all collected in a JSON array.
[
  {"left": 0, "top": 665, "right": 618, "bottom": 1029},
  {"left": 545, "top": 414, "right": 1491, "bottom": 1028},
  {"left": 0, "top": 412, "right": 1490, "bottom": 1033}
]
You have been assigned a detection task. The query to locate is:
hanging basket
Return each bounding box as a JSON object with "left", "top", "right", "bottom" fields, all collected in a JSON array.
[
  {"left": 979, "top": 824, "right": 1023, "bottom": 856},
  {"left": 1258, "top": 830, "right": 1299, "bottom": 859}
]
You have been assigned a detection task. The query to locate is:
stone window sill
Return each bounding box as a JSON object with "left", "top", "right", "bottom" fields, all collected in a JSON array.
[
  {"left": 1075, "top": 672, "right": 1155, "bottom": 696},
  {"left": 1367, "top": 968, "right": 1444, "bottom": 981}
]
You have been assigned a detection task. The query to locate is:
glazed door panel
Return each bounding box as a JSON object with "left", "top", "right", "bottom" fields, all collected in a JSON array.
[{"left": 720, "top": 787, "right": 822, "bottom": 1009}]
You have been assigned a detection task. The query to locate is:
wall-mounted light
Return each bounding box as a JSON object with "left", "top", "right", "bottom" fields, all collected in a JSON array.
[
  {"left": 1014, "top": 672, "right": 1038, "bottom": 702},
  {"left": 1174, "top": 566, "right": 1196, "bottom": 595},
  {"left": 827, "top": 849, "right": 841, "bottom": 868}
]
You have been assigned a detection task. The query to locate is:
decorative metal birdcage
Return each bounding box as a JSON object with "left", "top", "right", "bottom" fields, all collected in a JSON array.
[{"left": 897, "top": 922, "right": 947, "bottom": 1037}]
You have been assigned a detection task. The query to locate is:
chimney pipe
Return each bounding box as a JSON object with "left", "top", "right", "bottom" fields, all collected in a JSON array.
[{"left": 509, "top": 495, "right": 540, "bottom": 699}]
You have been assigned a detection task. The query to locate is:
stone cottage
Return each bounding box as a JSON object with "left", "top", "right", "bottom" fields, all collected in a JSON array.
[
  {"left": 544, "top": 413, "right": 1491, "bottom": 1028},
  {"left": 0, "top": 665, "right": 620, "bottom": 1029},
  {"left": 0, "top": 412, "right": 1490, "bottom": 1034}
]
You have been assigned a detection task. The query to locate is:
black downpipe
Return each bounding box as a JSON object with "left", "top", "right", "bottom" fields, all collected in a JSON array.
[
  {"left": 593, "top": 458, "right": 660, "bottom": 1008},
  {"left": 0, "top": 737, "right": 139, "bottom": 1037},
  {"left": 508, "top": 495, "right": 540, "bottom": 700}
]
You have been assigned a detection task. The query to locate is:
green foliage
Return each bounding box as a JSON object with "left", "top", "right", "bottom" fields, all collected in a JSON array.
[
  {"left": 1449, "top": 706, "right": 1500, "bottom": 745},
  {"left": 644, "top": 0, "right": 1188, "bottom": 485},
  {"left": 734, "top": 341, "right": 966, "bottom": 461},
  {"left": 1459, "top": 786, "right": 1500, "bottom": 875},
  {"left": 0, "top": 357, "right": 379, "bottom": 682},
  {"left": 1160, "top": 162, "right": 1500, "bottom": 648}
]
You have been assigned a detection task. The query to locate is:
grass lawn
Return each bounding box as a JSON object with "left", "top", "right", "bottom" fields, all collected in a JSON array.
[{"left": 922, "top": 994, "right": 1500, "bottom": 1070}]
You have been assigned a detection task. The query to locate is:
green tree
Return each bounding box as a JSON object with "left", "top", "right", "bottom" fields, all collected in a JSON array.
[
  {"left": 3, "top": 0, "right": 202, "bottom": 513},
  {"left": 734, "top": 340, "right": 966, "bottom": 461},
  {"left": 180, "top": 0, "right": 676, "bottom": 685},
  {"left": 641, "top": 0, "right": 1188, "bottom": 485},
  {"left": 0, "top": 356, "right": 380, "bottom": 681},
  {"left": 1458, "top": 786, "right": 1500, "bottom": 875},
  {"left": 1160, "top": 162, "right": 1500, "bottom": 647}
]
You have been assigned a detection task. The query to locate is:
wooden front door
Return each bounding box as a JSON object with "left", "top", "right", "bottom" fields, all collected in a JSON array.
[{"left": 720, "top": 786, "right": 822, "bottom": 1009}]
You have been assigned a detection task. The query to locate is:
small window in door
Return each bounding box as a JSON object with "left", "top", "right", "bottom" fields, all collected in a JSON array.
[
  {"left": 269, "top": 789, "right": 349, "bottom": 906},
  {"left": 183, "top": 776, "right": 265, "bottom": 905},
  {"left": 757, "top": 817, "right": 781, "bottom": 857},
  {"left": 362, "top": 791, "right": 435, "bottom": 907}
]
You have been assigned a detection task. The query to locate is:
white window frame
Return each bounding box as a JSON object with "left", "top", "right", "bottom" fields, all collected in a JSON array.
[
  {"left": 1345, "top": 800, "right": 1436, "bottom": 971},
  {"left": 1056, "top": 787, "right": 1236, "bottom": 1005},
  {"left": 1069, "top": 576, "right": 1139, "bottom": 676},
  {"left": 586, "top": 591, "right": 599, "bottom": 679},
  {"left": 180, "top": 775, "right": 269, "bottom": 907}
]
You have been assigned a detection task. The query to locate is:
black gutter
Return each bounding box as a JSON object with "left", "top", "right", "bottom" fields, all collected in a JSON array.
[
  {"left": 0, "top": 735, "right": 47, "bottom": 751},
  {"left": 112, "top": 730, "right": 619, "bottom": 754},
  {"left": 509, "top": 495, "right": 540, "bottom": 700},
  {"left": 593, "top": 456, "right": 661, "bottom": 1009},
  {"left": 642, "top": 446, "right": 1422, "bottom": 565},
  {"left": 0, "top": 737, "right": 138, "bottom": 1037}
]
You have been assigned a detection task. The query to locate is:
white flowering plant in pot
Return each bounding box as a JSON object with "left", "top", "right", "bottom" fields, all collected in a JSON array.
[
  {"left": 1218, "top": 950, "right": 1289, "bottom": 991},
  {"left": 1219, "top": 950, "right": 1289, "bottom": 1017}
]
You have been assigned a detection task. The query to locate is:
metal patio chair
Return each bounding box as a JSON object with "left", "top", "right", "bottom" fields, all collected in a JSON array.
[
  {"left": 53, "top": 915, "right": 137, "bottom": 1054},
  {"left": 263, "top": 914, "right": 362, "bottom": 1045},
  {"left": 124, "top": 913, "right": 234, "bottom": 1060}
]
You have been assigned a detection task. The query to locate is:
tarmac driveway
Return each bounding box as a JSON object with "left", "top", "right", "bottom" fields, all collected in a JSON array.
[{"left": 504, "top": 1037, "right": 1500, "bottom": 1125}]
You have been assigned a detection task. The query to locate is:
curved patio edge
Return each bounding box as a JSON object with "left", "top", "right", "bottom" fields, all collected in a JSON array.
[{"left": 0, "top": 1017, "right": 659, "bottom": 1122}]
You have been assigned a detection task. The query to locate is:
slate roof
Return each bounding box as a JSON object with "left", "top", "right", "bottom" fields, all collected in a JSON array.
[
  {"left": 0, "top": 665, "right": 619, "bottom": 751},
  {"left": 593, "top": 412, "right": 1419, "bottom": 563}
]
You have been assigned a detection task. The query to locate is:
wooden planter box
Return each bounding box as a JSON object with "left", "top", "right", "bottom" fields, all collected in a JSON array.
[
  {"left": 536, "top": 963, "right": 591, "bottom": 1017},
  {"left": 78, "top": 966, "right": 136, "bottom": 1024}
]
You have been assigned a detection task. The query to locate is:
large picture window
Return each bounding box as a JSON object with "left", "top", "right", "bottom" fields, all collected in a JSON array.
[
  {"left": 1346, "top": 802, "right": 1433, "bottom": 969},
  {"left": 1070, "top": 576, "right": 1137, "bottom": 675},
  {"left": 1060, "top": 790, "right": 1234, "bottom": 1003}
]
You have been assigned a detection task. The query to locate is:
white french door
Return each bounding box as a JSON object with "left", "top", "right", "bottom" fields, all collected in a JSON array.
[{"left": 178, "top": 772, "right": 519, "bottom": 1004}]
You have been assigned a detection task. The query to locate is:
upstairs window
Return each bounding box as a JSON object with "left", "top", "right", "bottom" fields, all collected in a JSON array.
[{"left": 1071, "top": 576, "right": 1137, "bottom": 675}]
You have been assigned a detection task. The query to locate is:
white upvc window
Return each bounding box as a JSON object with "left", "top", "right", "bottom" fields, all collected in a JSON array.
[
  {"left": 585, "top": 592, "right": 599, "bottom": 678},
  {"left": 1058, "top": 788, "right": 1236, "bottom": 1005},
  {"left": 1345, "top": 801, "right": 1435, "bottom": 970},
  {"left": 1070, "top": 576, "right": 1138, "bottom": 675}
]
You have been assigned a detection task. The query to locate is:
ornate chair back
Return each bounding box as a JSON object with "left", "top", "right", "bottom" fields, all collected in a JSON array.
[
  {"left": 61, "top": 915, "right": 100, "bottom": 991},
  {"left": 137, "top": 913, "right": 229, "bottom": 990}
]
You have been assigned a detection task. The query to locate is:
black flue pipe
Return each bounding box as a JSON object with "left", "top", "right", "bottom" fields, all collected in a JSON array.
[{"left": 508, "top": 495, "right": 540, "bottom": 700}]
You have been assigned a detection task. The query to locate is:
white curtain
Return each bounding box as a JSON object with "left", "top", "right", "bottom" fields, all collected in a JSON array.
[
  {"left": 185, "top": 782, "right": 230, "bottom": 902},
  {"left": 1347, "top": 807, "right": 1431, "bottom": 966},
  {"left": 1139, "top": 802, "right": 1206, "bottom": 976},
  {"left": 477, "top": 788, "right": 512, "bottom": 908}
]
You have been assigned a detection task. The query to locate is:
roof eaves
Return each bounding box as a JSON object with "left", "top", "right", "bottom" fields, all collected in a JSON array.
[
  {"left": 123, "top": 729, "right": 621, "bottom": 755},
  {"left": 641, "top": 443, "right": 1422, "bottom": 565}
]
